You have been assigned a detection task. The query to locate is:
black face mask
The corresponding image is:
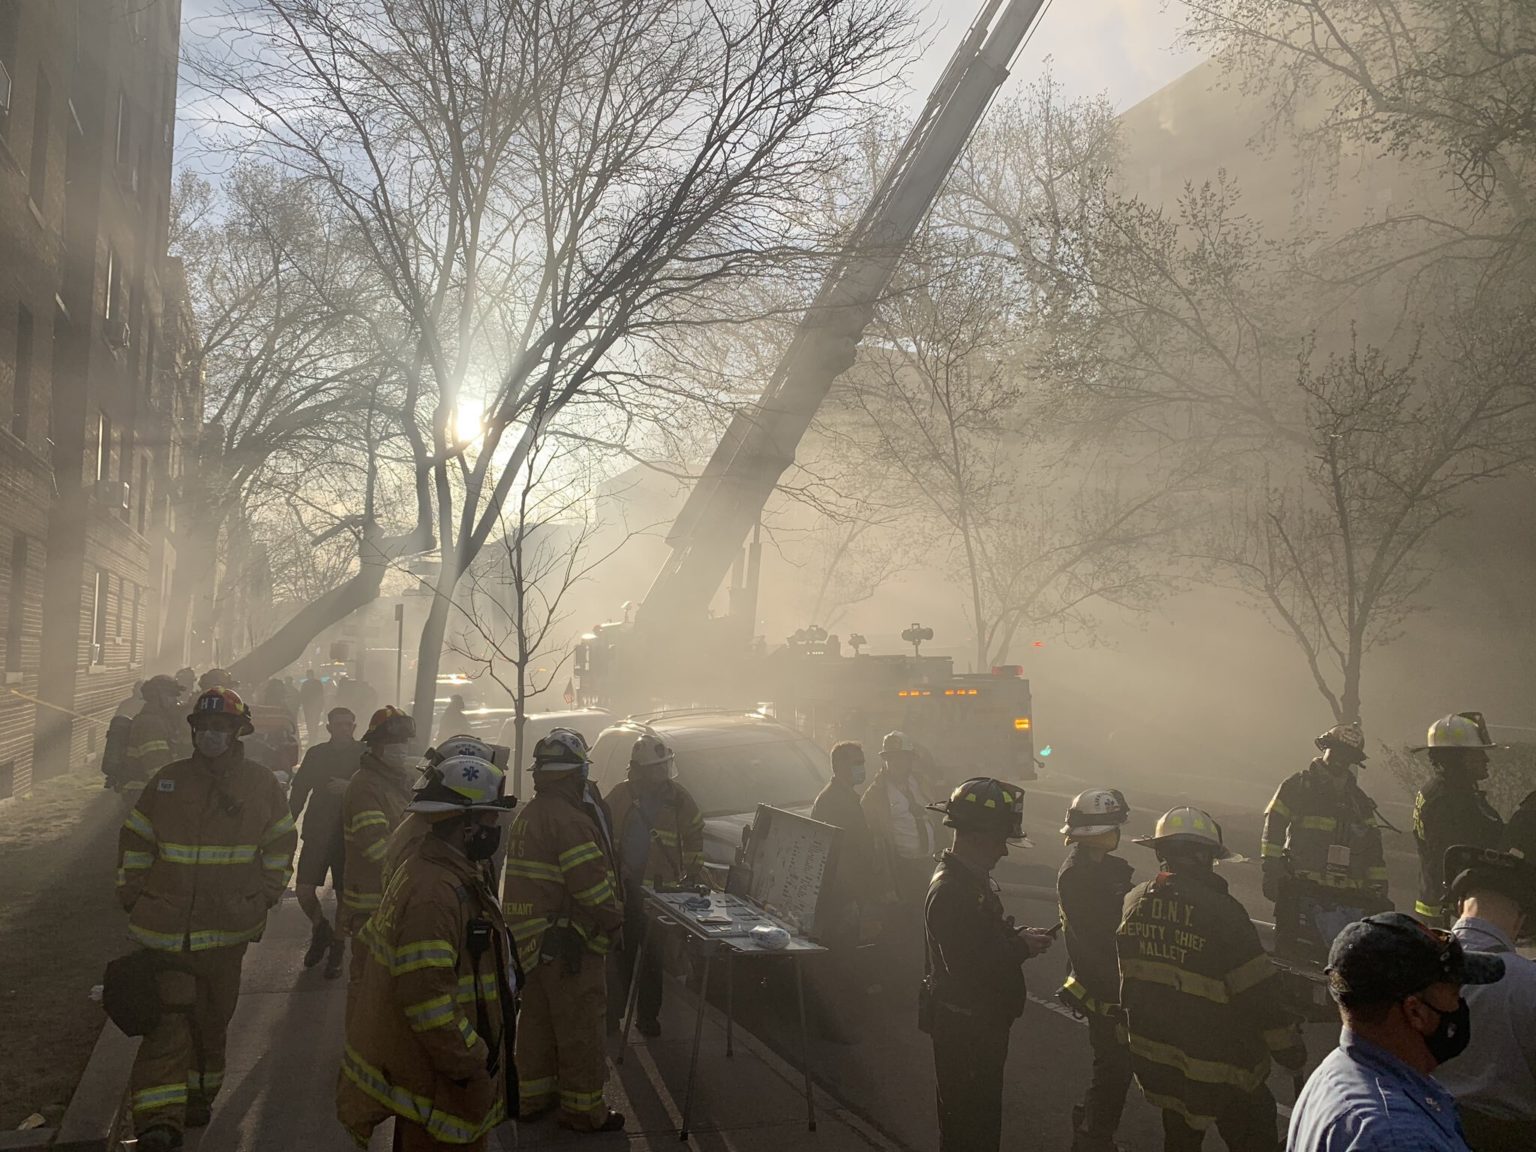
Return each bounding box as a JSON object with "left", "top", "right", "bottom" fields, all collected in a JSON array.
[
  {"left": 1423, "top": 996, "right": 1472, "bottom": 1065},
  {"left": 465, "top": 824, "right": 502, "bottom": 862}
]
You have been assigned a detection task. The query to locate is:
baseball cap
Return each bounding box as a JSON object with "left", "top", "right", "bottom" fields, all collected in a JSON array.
[
  {"left": 1326, "top": 912, "right": 1505, "bottom": 1005},
  {"left": 1445, "top": 845, "right": 1536, "bottom": 910}
]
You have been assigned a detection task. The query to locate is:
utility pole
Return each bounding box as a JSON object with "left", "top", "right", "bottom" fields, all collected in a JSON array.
[{"left": 394, "top": 603, "right": 405, "bottom": 706}]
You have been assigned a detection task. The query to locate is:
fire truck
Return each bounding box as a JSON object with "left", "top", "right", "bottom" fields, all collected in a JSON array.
[{"left": 574, "top": 0, "right": 1049, "bottom": 786}]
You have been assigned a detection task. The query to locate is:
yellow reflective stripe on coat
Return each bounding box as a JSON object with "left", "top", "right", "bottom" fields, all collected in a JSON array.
[
  {"left": 1138, "top": 1086, "right": 1216, "bottom": 1132},
  {"left": 506, "top": 858, "right": 562, "bottom": 882},
  {"left": 572, "top": 877, "right": 616, "bottom": 907},
  {"left": 560, "top": 1087, "right": 606, "bottom": 1113},
  {"left": 1120, "top": 958, "right": 1229, "bottom": 1004},
  {"left": 158, "top": 842, "right": 259, "bottom": 865},
  {"left": 1415, "top": 899, "right": 1440, "bottom": 917},
  {"left": 342, "top": 889, "right": 381, "bottom": 912},
  {"left": 120, "top": 850, "right": 154, "bottom": 871},
  {"left": 558, "top": 842, "right": 603, "bottom": 871},
  {"left": 1259, "top": 842, "right": 1287, "bottom": 858},
  {"left": 1293, "top": 868, "right": 1371, "bottom": 891},
  {"left": 261, "top": 813, "right": 297, "bottom": 843},
  {"left": 341, "top": 1043, "right": 504, "bottom": 1141},
  {"left": 1127, "top": 1034, "right": 1267, "bottom": 1092},
  {"left": 456, "top": 972, "right": 499, "bottom": 1003},
  {"left": 403, "top": 994, "right": 457, "bottom": 1032},
  {"left": 1265, "top": 798, "right": 1291, "bottom": 819},
  {"left": 1299, "top": 815, "right": 1338, "bottom": 831},
  {"left": 1060, "top": 975, "right": 1116, "bottom": 1016},
  {"left": 1225, "top": 953, "right": 1277, "bottom": 996},
  {"left": 347, "top": 810, "right": 388, "bottom": 836},
  {"left": 456, "top": 1016, "right": 479, "bottom": 1049},
  {"left": 362, "top": 839, "right": 388, "bottom": 863},
  {"left": 129, "top": 922, "right": 264, "bottom": 952},
  {"left": 128, "top": 739, "right": 170, "bottom": 757},
  {"left": 383, "top": 938, "right": 458, "bottom": 975},
  {"left": 123, "top": 808, "right": 156, "bottom": 843}
]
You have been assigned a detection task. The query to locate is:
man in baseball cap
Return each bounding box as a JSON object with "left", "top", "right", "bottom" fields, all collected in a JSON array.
[
  {"left": 1434, "top": 847, "right": 1536, "bottom": 1150},
  {"left": 1287, "top": 911, "right": 1504, "bottom": 1151}
]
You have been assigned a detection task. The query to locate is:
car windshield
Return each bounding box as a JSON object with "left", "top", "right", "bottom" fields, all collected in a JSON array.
[{"left": 671, "top": 733, "right": 826, "bottom": 817}]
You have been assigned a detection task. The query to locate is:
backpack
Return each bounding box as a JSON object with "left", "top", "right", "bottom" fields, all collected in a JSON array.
[{"left": 100, "top": 715, "right": 132, "bottom": 784}]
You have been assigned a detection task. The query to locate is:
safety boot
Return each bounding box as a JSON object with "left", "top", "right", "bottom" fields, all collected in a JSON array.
[
  {"left": 135, "top": 1126, "right": 184, "bottom": 1152},
  {"left": 303, "top": 918, "right": 334, "bottom": 968},
  {"left": 323, "top": 934, "right": 345, "bottom": 980}
]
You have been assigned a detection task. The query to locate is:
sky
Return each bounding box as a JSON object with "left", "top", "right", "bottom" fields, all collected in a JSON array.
[{"left": 178, "top": 0, "right": 1204, "bottom": 126}]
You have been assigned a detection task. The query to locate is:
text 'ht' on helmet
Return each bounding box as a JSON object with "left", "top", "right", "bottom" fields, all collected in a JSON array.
[
  {"left": 1132, "top": 806, "right": 1231, "bottom": 859},
  {"left": 1061, "top": 787, "right": 1131, "bottom": 838},
  {"left": 189, "top": 687, "right": 255, "bottom": 735},
  {"left": 928, "top": 777, "right": 1027, "bottom": 843}
]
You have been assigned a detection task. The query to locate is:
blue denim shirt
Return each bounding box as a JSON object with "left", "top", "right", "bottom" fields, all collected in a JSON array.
[{"left": 1287, "top": 1030, "right": 1469, "bottom": 1151}]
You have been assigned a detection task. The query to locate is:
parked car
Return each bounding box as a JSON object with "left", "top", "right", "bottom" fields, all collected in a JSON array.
[
  {"left": 496, "top": 709, "right": 615, "bottom": 761},
  {"left": 586, "top": 710, "right": 829, "bottom": 868}
]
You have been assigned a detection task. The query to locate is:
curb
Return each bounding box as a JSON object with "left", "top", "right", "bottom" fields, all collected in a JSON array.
[{"left": 51, "top": 1019, "right": 136, "bottom": 1152}]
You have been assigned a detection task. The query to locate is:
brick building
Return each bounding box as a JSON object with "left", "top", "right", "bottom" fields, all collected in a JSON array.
[{"left": 0, "top": 0, "right": 200, "bottom": 796}]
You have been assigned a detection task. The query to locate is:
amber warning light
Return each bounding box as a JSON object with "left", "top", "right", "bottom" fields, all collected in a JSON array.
[{"left": 1014, "top": 717, "right": 1032, "bottom": 731}]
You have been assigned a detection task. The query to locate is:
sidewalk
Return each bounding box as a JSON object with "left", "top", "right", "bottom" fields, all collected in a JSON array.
[{"left": 84, "top": 894, "right": 904, "bottom": 1152}]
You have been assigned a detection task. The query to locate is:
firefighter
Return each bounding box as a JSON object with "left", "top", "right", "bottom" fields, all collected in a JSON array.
[
  {"left": 340, "top": 706, "right": 419, "bottom": 980},
  {"left": 1118, "top": 807, "right": 1305, "bottom": 1152},
  {"left": 384, "top": 733, "right": 501, "bottom": 885},
  {"left": 288, "top": 706, "right": 361, "bottom": 978},
  {"left": 1262, "top": 722, "right": 1392, "bottom": 959},
  {"left": 1412, "top": 712, "right": 1504, "bottom": 923},
  {"left": 1057, "top": 787, "right": 1135, "bottom": 1152},
  {"left": 604, "top": 732, "right": 704, "bottom": 1038},
  {"left": 198, "top": 668, "right": 237, "bottom": 691},
  {"left": 503, "top": 729, "right": 626, "bottom": 1132},
  {"left": 115, "top": 687, "right": 296, "bottom": 1151},
  {"left": 337, "top": 753, "right": 519, "bottom": 1151},
  {"left": 864, "top": 731, "right": 941, "bottom": 904},
  {"left": 116, "top": 675, "right": 189, "bottom": 796},
  {"left": 922, "top": 777, "right": 1054, "bottom": 1152}
]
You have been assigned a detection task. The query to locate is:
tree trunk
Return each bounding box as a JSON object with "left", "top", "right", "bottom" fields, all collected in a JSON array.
[{"left": 410, "top": 566, "right": 463, "bottom": 749}]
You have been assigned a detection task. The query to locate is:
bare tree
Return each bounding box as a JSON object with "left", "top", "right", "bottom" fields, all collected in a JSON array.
[
  {"left": 189, "top": 0, "right": 912, "bottom": 741},
  {"left": 1198, "top": 331, "right": 1536, "bottom": 722}
]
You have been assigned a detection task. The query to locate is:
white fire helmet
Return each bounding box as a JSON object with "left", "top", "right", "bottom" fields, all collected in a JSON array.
[
  {"left": 1414, "top": 712, "right": 1496, "bottom": 753},
  {"left": 1061, "top": 788, "right": 1131, "bottom": 838},
  {"left": 630, "top": 733, "right": 676, "bottom": 775}
]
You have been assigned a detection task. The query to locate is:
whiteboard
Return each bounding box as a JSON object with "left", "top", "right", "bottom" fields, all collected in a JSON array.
[{"left": 744, "top": 805, "right": 841, "bottom": 939}]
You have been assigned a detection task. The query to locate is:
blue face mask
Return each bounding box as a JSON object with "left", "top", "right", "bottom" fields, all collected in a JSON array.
[{"left": 848, "top": 760, "right": 867, "bottom": 787}]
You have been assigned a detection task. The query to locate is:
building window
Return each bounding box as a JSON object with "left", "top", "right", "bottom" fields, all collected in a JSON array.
[
  {"left": 96, "top": 411, "right": 111, "bottom": 481},
  {"left": 129, "top": 583, "right": 141, "bottom": 665},
  {"left": 91, "top": 569, "right": 107, "bottom": 664},
  {"left": 28, "top": 67, "right": 48, "bottom": 207},
  {"left": 5, "top": 535, "right": 26, "bottom": 674},
  {"left": 12, "top": 304, "right": 31, "bottom": 442}
]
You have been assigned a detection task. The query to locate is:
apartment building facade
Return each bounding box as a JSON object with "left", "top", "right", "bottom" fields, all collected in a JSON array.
[{"left": 0, "top": 0, "right": 200, "bottom": 796}]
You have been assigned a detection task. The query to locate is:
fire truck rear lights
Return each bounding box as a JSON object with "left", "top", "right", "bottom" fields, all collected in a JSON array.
[
  {"left": 1014, "top": 717, "right": 1032, "bottom": 731},
  {"left": 991, "top": 665, "right": 1023, "bottom": 677},
  {"left": 941, "top": 688, "right": 980, "bottom": 697},
  {"left": 897, "top": 689, "right": 932, "bottom": 698}
]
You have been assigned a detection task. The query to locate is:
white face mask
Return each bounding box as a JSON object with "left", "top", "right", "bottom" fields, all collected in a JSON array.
[
  {"left": 379, "top": 743, "right": 415, "bottom": 769},
  {"left": 195, "top": 730, "right": 234, "bottom": 759}
]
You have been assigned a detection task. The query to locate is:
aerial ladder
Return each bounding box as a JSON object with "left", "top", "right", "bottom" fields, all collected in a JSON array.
[{"left": 586, "top": 0, "right": 1052, "bottom": 711}]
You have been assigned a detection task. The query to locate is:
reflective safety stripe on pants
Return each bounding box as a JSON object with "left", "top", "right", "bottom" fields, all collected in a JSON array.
[
  {"left": 129, "top": 944, "right": 247, "bottom": 1136},
  {"left": 514, "top": 951, "right": 609, "bottom": 1128},
  {"left": 391, "top": 1119, "right": 489, "bottom": 1151}
]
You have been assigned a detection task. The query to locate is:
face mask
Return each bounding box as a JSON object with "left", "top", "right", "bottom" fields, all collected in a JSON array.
[
  {"left": 379, "top": 744, "right": 414, "bottom": 769},
  {"left": 848, "top": 761, "right": 867, "bottom": 787},
  {"left": 195, "top": 730, "right": 233, "bottom": 759},
  {"left": 1422, "top": 997, "right": 1472, "bottom": 1065},
  {"left": 465, "top": 823, "right": 502, "bottom": 862}
]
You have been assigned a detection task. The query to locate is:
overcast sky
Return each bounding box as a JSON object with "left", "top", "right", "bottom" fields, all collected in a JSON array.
[{"left": 178, "top": 0, "right": 1202, "bottom": 124}]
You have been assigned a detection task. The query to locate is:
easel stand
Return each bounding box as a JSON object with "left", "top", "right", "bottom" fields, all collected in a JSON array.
[{"left": 616, "top": 888, "right": 824, "bottom": 1141}]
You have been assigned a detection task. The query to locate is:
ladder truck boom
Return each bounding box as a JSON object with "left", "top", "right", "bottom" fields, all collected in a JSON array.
[{"left": 639, "top": 0, "right": 1049, "bottom": 630}]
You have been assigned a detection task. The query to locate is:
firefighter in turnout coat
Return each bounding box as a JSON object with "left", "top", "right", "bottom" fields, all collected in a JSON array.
[
  {"left": 119, "top": 675, "right": 190, "bottom": 794},
  {"left": 340, "top": 707, "right": 418, "bottom": 981},
  {"left": 1118, "top": 807, "right": 1305, "bottom": 1152},
  {"left": 337, "top": 753, "right": 519, "bottom": 1150},
  {"left": 116, "top": 688, "right": 296, "bottom": 1152},
  {"left": 1056, "top": 788, "right": 1135, "bottom": 1152},
  {"left": 604, "top": 732, "right": 705, "bottom": 1036},
  {"left": 503, "top": 729, "right": 626, "bottom": 1132},
  {"left": 1412, "top": 712, "right": 1505, "bottom": 923}
]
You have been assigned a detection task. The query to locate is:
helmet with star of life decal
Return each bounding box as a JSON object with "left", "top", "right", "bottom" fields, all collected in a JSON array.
[{"left": 406, "top": 754, "right": 517, "bottom": 816}]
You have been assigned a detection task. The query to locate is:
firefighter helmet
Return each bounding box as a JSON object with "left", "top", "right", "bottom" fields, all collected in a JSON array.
[
  {"left": 928, "top": 777, "right": 1026, "bottom": 841},
  {"left": 1316, "top": 721, "right": 1368, "bottom": 762},
  {"left": 532, "top": 728, "right": 590, "bottom": 773},
  {"left": 882, "top": 731, "right": 916, "bottom": 755},
  {"left": 428, "top": 733, "right": 495, "bottom": 765},
  {"left": 1445, "top": 844, "right": 1536, "bottom": 910},
  {"left": 1061, "top": 787, "right": 1131, "bottom": 838},
  {"left": 1414, "top": 712, "right": 1496, "bottom": 752},
  {"left": 140, "top": 674, "right": 182, "bottom": 704},
  {"left": 407, "top": 754, "right": 517, "bottom": 816},
  {"left": 363, "top": 705, "right": 415, "bottom": 745},
  {"left": 198, "top": 668, "right": 238, "bottom": 691},
  {"left": 630, "top": 733, "right": 675, "bottom": 773},
  {"left": 188, "top": 687, "right": 255, "bottom": 736},
  {"left": 1132, "top": 806, "right": 1231, "bottom": 859}
]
